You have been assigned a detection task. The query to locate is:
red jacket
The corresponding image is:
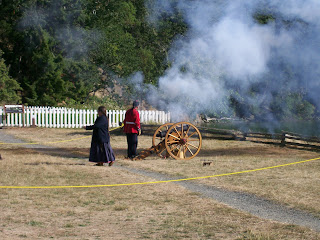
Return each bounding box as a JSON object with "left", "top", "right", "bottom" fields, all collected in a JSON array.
[{"left": 123, "top": 108, "right": 140, "bottom": 134}]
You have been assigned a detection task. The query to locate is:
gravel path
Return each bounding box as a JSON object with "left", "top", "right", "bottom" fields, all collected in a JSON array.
[
  {"left": 117, "top": 166, "right": 320, "bottom": 232},
  {"left": 0, "top": 130, "right": 49, "bottom": 149},
  {"left": 1, "top": 130, "right": 320, "bottom": 232}
]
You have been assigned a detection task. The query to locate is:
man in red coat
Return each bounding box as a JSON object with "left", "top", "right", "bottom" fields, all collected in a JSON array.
[{"left": 123, "top": 100, "right": 141, "bottom": 159}]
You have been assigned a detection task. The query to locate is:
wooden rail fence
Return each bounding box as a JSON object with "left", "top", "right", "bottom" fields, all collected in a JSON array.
[{"left": 199, "top": 127, "right": 320, "bottom": 151}]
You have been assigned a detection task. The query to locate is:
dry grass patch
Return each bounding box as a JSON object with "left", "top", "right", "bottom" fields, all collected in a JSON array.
[
  {"left": 1, "top": 127, "right": 320, "bottom": 239},
  {"left": 0, "top": 149, "right": 319, "bottom": 239},
  {"left": 118, "top": 134, "right": 320, "bottom": 217},
  {"left": 112, "top": 134, "right": 320, "bottom": 216}
]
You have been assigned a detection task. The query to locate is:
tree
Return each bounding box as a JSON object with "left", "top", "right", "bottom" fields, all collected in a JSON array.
[
  {"left": 0, "top": 50, "right": 21, "bottom": 104},
  {"left": 0, "top": 0, "right": 188, "bottom": 106}
]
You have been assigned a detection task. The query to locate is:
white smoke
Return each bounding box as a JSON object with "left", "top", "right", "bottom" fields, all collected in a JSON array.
[{"left": 140, "top": 0, "right": 320, "bottom": 122}]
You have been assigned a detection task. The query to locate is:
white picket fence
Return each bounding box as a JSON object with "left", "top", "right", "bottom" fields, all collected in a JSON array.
[{"left": 0, "top": 106, "right": 170, "bottom": 128}]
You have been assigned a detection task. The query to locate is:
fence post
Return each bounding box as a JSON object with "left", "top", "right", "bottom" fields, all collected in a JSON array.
[
  {"left": 52, "top": 108, "right": 56, "bottom": 128},
  {"left": 41, "top": 108, "right": 44, "bottom": 127},
  {"left": 116, "top": 110, "right": 119, "bottom": 127},
  {"left": 139, "top": 110, "right": 143, "bottom": 123},
  {"left": 9, "top": 113, "right": 13, "bottom": 127},
  {"left": 241, "top": 133, "right": 247, "bottom": 141},
  {"left": 31, "top": 107, "right": 36, "bottom": 127},
  {"left": 57, "top": 108, "right": 60, "bottom": 128},
  {"left": 86, "top": 109, "right": 89, "bottom": 126},
  {"left": 90, "top": 109, "right": 94, "bottom": 125},
  {"left": 83, "top": 109, "right": 86, "bottom": 127},
  {"left": 147, "top": 111, "right": 151, "bottom": 123},
  {"left": 79, "top": 109, "right": 83, "bottom": 128},
  {"left": 36, "top": 107, "right": 40, "bottom": 127},
  {"left": 94, "top": 110, "right": 97, "bottom": 124},
  {"left": 112, "top": 110, "right": 116, "bottom": 127},
  {"left": 14, "top": 112, "right": 17, "bottom": 127},
  {"left": 0, "top": 108, "right": 3, "bottom": 127},
  {"left": 141, "top": 110, "right": 145, "bottom": 123},
  {"left": 71, "top": 109, "right": 75, "bottom": 128},
  {"left": 281, "top": 133, "right": 286, "bottom": 147},
  {"left": 75, "top": 109, "right": 79, "bottom": 128},
  {"left": 155, "top": 111, "right": 159, "bottom": 123},
  {"left": 63, "top": 108, "right": 66, "bottom": 128},
  {"left": 49, "top": 108, "right": 53, "bottom": 128},
  {"left": 31, "top": 107, "right": 34, "bottom": 127},
  {"left": 69, "top": 108, "right": 72, "bottom": 128},
  {"left": 107, "top": 110, "right": 111, "bottom": 127},
  {"left": 18, "top": 111, "right": 22, "bottom": 127}
]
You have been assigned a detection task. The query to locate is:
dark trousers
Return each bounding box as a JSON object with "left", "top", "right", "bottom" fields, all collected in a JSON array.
[{"left": 126, "top": 133, "right": 138, "bottom": 158}]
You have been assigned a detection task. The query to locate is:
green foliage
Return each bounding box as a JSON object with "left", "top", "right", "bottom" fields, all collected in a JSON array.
[
  {"left": 254, "top": 13, "right": 275, "bottom": 24},
  {"left": 0, "top": 0, "right": 91, "bottom": 106},
  {"left": 3, "top": 0, "right": 315, "bottom": 123},
  {"left": 0, "top": 50, "right": 22, "bottom": 104},
  {"left": 18, "top": 27, "right": 66, "bottom": 105},
  {"left": 62, "top": 59, "right": 98, "bottom": 101},
  {"left": 64, "top": 95, "right": 124, "bottom": 110},
  {"left": 87, "top": 0, "right": 187, "bottom": 84},
  {"left": 271, "top": 92, "right": 315, "bottom": 120},
  {"left": 0, "top": 0, "right": 187, "bottom": 106}
]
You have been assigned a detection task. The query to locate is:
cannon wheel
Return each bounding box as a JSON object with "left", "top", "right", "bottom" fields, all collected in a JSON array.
[
  {"left": 165, "top": 122, "right": 202, "bottom": 160},
  {"left": 152, "top": 123, "right": 173, "bottom": 158}
]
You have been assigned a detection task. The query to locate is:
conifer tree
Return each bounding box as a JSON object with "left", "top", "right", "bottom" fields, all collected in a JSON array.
[{"left": 0, "top": 50, "right": 21, "bottom": 104}]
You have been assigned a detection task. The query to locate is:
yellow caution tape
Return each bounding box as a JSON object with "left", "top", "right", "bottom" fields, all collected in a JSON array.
[
  {"left": 0, "top": 126, "right": 122, "bottom": 145},
  {"left": 0, "top": 156, "right": 319, "bottom": 189}
]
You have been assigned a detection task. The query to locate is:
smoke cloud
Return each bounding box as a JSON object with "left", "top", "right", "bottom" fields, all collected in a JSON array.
[{"left": 140, "top": 0, "right": 320, "bottom": 123}]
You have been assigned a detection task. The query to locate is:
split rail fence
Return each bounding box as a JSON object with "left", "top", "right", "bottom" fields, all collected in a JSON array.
[
  {"left": 0, "top": 106, "right": 170, "bottom": 128},
  {"left": 199, "top": 127, "right": 320, "bottom": 151}
]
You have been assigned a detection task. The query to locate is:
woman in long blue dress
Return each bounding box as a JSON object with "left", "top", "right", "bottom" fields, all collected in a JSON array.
[{"left": 84, "top": 106, "right": 115, "bottom": 166}]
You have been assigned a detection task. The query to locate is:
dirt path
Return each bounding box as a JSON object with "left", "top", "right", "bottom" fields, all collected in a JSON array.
[{"left": 1, "top": 130, "right": 320, "bottom": 232}]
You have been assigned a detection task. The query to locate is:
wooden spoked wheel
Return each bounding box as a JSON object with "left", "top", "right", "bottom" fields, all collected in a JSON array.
[
  {"left": 152, "top": 123, "right": 173, "bottom": 158},
  {"left": 165, "top": 122, "right": 202, "bottom": 160}
]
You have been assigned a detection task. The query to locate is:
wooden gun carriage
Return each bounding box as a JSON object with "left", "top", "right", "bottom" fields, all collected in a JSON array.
[{"left": 134, "top": 122, "right": 202, "bottom": 160}]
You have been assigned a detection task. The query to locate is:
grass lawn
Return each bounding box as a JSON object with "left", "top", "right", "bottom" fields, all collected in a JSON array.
[{"left": 0, "top": 127, "right": 319, "bottom": 239}]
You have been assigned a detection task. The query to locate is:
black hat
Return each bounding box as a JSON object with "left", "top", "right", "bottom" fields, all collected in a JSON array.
[{"left": 133, "top": 100, "right": 140, "bottom": 108}]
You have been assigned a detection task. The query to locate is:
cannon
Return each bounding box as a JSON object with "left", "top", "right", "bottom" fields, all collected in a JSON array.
[{"left": 134, "top": 122, "right": 202, "bottom": 160}]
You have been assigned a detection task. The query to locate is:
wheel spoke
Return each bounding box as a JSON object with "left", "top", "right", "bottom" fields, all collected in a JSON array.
[
  {"left": 174, "top": 127, "right": 181, "bottom": 138},
  {"left": 187, "top": 131, "right": 197, "bottom": 138},
  {"left": 184, "top": 145, "right": 188, "bottom": 154},
  {"left": 159, "top": 147, "right": 167, "bottom": 155},
  {"left": 153, "top": 123, "right": 173, "bottom": 147},
  {"left": 187, "top": 142, "right": 199, "bottom": 149},
  {"left": 182, "top": 146, "right": 187, "bottom": 158},
  {"left": 168, "top": 133, "right": 180, "bottom": 140},
  {"left": 176, "top": 146, "right": 182, "bottom": 157},
  {"left": 170, "top": 144, "right": 180, "bottom": 152},
  {"left": 188, "top": 138, "right": 200, "bottom": 141},
  {"left": 186, "top": 146, "right": 194, "bottom": 156},
  {"left": 167, "top": 140, "right": 179, "bottom": 144},
  {"left": 181, "top": 124, "right": 184, "bottom": 138},
  {"left": 185, "top": 125, "right": 191, "bottom": 136}
]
